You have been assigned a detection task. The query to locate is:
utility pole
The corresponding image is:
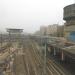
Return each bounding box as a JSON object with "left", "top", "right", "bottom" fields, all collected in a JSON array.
[
  {"left": 43, "top": 38, "right": 47, "bottom": 75},
  {"left": 44, "top": 43, "right": 46, "bottom": 75},
  {"left": 0, "top": 33, "right": 2, "bottom": 50},
  {"left": 8, "top": 31, "right": 11, "bottom": 75}
]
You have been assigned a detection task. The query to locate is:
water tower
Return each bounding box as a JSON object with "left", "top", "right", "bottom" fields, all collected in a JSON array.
[{"left": 63, "top": 4, "right": 75, "bottom": 42}]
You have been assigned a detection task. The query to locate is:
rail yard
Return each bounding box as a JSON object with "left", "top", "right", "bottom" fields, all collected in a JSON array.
[
  {"left": 0, "top": 28, "right": 75, "bottom": 75},
  {"left": 11, "top": 38, "right": 72, "bottom": 75},
  {"left": 0, "top": 34, "right": 75, "bottom": 75},
  {"left": 0, "top": 1, "right": 75, "bottom": 75}
]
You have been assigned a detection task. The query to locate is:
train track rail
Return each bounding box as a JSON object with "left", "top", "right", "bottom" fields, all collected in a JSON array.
[
  {"left": 31, "top": 40, "right": 72, "bottom": 75},
  {"left": 47, "top": 58, "right": 65, "bottom": 75},
  {"left": 13, "top": 39, "right": 72, "bottom": 75},
  {"left": 22, "top": 40, "right": 39, "bottom": 75}
]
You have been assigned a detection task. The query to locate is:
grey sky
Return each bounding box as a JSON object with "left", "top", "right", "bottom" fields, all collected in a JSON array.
[{"left": 0, "top": 0, "right": 74, "bottom": 33}]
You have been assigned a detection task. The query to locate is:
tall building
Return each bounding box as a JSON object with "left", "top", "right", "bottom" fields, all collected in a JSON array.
[
  {"left": 34, "top": 24, "right": 64, "bottom": 37},
  {"left": 46, "top": 24, "right": 58, "bottom": 36},
  {"left": 40, "top": 26, "right": 47, "bottom": 35},
  {"left": 63, "top": 4, "right": 75, "bottom": 42},
  {"left": 57, "top": 25, "right": 64, "bottom": 37}
]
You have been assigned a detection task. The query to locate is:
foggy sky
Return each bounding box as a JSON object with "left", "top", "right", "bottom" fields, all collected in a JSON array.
[{"left": 0, "top": 0, "right": 74, "bottom": 33}]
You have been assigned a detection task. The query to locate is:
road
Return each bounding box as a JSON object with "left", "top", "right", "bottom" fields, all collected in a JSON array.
[{"left": 13, "top": 39, "right": 71, "bottom": 75}]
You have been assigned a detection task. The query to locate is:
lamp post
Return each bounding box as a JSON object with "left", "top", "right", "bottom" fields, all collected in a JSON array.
[
  {"left": 0, "top": 33, "right": 2, "bottom": 51},
  {"left": 43, "top": 38, "right": 47, "bottom": 75},
  {"left": 8, "top": 31, "right": 11, "bottom": 75}
]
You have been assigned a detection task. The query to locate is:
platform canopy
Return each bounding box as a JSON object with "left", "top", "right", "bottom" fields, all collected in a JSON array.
[{"left": 6, "top": 28, "right": 23, "bottom": 33}]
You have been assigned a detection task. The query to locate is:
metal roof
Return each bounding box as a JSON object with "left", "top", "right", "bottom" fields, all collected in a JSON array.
[{"left": 6, "top": 28, "right": 23, "bottom": 33}]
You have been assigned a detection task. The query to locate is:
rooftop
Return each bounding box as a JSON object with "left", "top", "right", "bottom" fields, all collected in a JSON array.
[{"left": 6, "top": 28, "right": 23, "bottom": 33}]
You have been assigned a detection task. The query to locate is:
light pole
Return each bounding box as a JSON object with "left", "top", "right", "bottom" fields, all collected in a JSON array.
[
  {"left": 43, "top": 38, "right": 47, "bottom": 75},
  {"left": 8, "top": 31, "right": 11, "bottom": 75},
  {"left": 0, "top": 33, "right": 2, "bottom": 51}
]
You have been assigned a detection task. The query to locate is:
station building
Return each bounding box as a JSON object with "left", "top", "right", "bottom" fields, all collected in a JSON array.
[{"left": 6, "top": 28, "right": 23, "bottom": 42}]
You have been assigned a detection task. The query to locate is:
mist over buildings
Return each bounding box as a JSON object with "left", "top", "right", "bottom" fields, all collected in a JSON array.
[{"left": 0, "top": 0, "right": 74, "bottom": 33}]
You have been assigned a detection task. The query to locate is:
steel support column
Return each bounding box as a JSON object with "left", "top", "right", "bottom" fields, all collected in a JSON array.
[
  {"left": 54, "top": 47, "right": 56, "bottom": 56},
  {"left": 61, "top": 51, "right": 65, "bottom": 61}
]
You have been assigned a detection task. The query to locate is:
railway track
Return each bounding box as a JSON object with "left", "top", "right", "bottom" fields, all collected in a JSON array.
[
  {"left": 13, "top": 39, "right": 72, "bottom": 75},
  {"left": 19, "top": 40, "right": 39, "bottom": 75},
  {"left": 13, "top": 55, "right": 27, "bottom": 75},
  {"left": 47, "top": 58, "right": 65, "bottom": 75},
  {"left": 30, "top": 40, "right": 72, "bottom": 75}
]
